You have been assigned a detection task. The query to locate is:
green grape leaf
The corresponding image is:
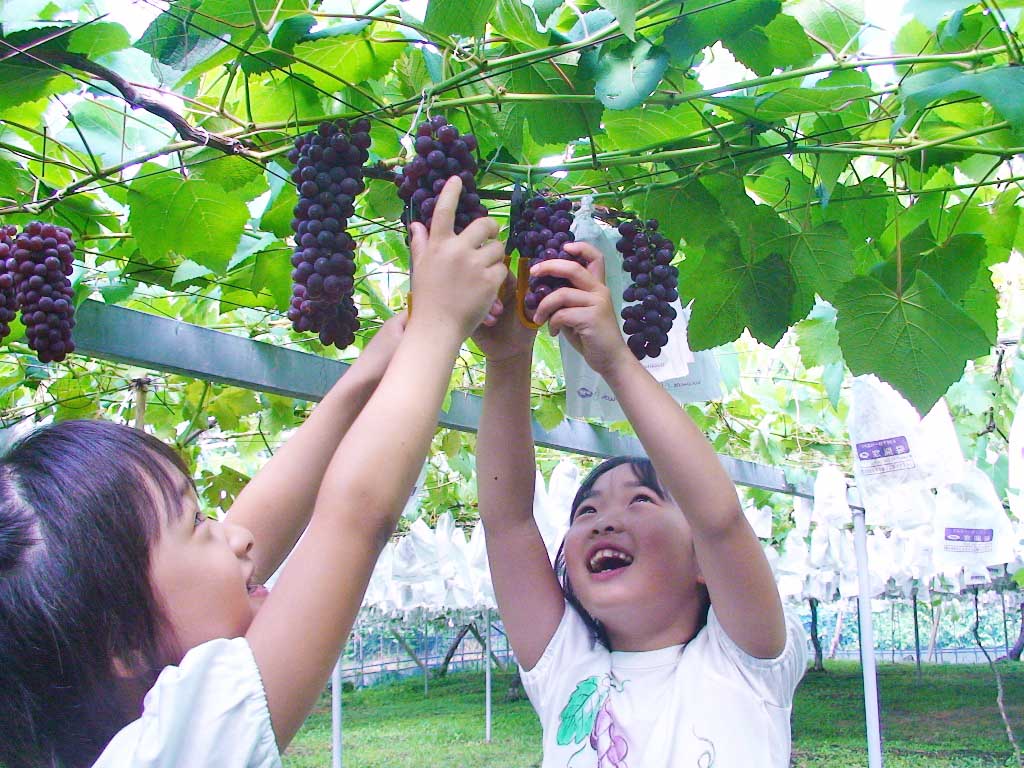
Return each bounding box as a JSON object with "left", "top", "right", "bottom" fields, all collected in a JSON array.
[
  {"left": 602, "top": 104, "right": 704, "bottom": 150},
  {"left": 535, "top": 396, "right": 565, "bottom": 431},
  {"left": 291, "top": 36, "right": 403, "bottom": 92},
  {"left": 556, "top": 677, "right": 605, "bottom": 746},
  {"left": 834, "top": 272, "right": 991, "bottom": 414},
  {"left": 597, "top": 0, "right": 639, "bottom": 40},
  {"left": 58, "top": 99, "right": 174, "bottom": 168},
  {"left": 663, "top": 0, "right": 780, "bottom": 62},
  {"left": 725, "top": 14, "right": 814, "bottom": 75},
  {"left": 50, "top": 375, "right": 98, "bottom": 420},
  {"left": 127, "top": 169, "right": 248, "bottom": 273},
  {"left": 188, "top": 149, "right": 269, "bottom": 201},
  {"left": 779, "top": 222, "right": 854, "bottom": 320},
  {"left": 494, "top": 0, "right": 549, "bottom": 47},
  {"left": 67, "top": 22, "right": 131, "bottom": 57},
  {"left": 682, "top": 244, "right": 795, "bottom": 349},
  {"left": 714, "top": 85, "right": 873, "bottom": 123},
  {"left": 789, "top": 0, "right": 864, "bottom": 52},
  {"left": 0, "top": 63, "right": 75, "bottom": 110},
  {"left": 534, "top": 0, "right": 563, "bottom": 25},
  {"left": 593, "top": 39, "right": 669, "bottom": 110},
  {"left": 796, "top": 300, "right": 842, "bottom": 368},
  {"left": 896, "top": 66, "right": 1024, "bottom": 134},
  {"left": 904, "top": 0, "right": 977, "bottom": 30},
  {"left": 424, "top": 0, "right": 498, "bottom": 37},
  {"left": 510, "top": 60, "right": 602, "bottom": 144}
]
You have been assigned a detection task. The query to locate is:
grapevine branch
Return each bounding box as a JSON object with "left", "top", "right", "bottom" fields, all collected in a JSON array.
[{"left": 48, "top": 51, "right": 256, "bottom": 158}]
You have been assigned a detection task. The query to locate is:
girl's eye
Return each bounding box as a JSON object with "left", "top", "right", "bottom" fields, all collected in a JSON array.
[
  {"left": 632, "top": 493, "right": 654, "bottom": 505},
  {"left": 574, "top": 505, "right": 596, "bottom": 520},
  {"left": 193, "top": 509, "right": 207, "bottom": 527}
]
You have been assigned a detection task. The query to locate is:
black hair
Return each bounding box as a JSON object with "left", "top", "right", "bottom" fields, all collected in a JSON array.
[
  {"left": 0, "top": 420, "right": 195, "bottom": 768},
  {"left": 553, "top": 455, "right": 710, "bottom": 650}
]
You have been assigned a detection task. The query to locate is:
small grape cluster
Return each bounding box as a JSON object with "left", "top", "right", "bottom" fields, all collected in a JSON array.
[
  {"left": 0, "top": 222, "right": 78, "bottom": 363},
  {"left": 512, "top": 195, "right": 580, "bottom": 315},
  {"left": 286, "top": 119, "right": 371, "bottom": 349},
  {"left": 394, "top": 116, "right": 486, "bottom": 234},
  {"left": 617, "top": 219, "right": 678, "bottom": 360}
]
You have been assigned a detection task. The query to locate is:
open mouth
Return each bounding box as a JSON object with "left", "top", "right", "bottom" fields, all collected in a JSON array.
[
  {"left": 247, "top": 582, "right": 268, "bottom": 597},
  {"left": 587, "top": 548, "right": 634, "bottom": 574}
]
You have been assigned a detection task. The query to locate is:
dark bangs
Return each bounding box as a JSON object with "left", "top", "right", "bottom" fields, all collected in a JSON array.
[
  {"left": 569, "top": 456, "right": 665, "bottom": 523},
  {"left": 0, "top": 420, "right": 194, "bottom": 768}
]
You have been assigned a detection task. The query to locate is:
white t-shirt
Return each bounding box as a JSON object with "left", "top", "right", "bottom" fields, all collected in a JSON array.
[
  {"left": 93, "top": 637, "right": 281, "bottom": 768},
  {"left": 521, "top": 604, "right": 808, "bottom": 768}
]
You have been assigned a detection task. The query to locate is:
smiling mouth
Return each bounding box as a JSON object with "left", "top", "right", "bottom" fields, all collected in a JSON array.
[{"left": 588, "top": 548, "right": 634, "bottom": 574}]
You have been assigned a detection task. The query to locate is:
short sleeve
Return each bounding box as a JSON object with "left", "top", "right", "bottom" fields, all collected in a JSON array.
[
  {"left": 520, "top": 603, "right": 603, "bottom": 721},
  {"left": 93, "top": 638, "right": 281, "bottom": 768},
  {"left": 703, "top": 607, "right": 808, "bottom": 708}
]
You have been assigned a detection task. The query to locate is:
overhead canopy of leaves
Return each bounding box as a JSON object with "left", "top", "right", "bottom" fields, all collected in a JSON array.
[{"left": 0, "top": 0, "right": 1019, "bottom": 490}]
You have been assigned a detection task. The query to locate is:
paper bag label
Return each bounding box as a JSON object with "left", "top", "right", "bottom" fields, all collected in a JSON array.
[{"left": 855, "top": 436, "right": 915, "bottom": 475}]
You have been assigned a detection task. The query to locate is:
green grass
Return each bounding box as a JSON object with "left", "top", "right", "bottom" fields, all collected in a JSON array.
[{"left": 284, "top": 661, "right": 1024, "bottom": 767}]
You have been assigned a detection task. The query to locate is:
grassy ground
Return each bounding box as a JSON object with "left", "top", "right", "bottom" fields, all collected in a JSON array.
[{"left": 283, "top": 661, "right": 1024, "bottom": 767}]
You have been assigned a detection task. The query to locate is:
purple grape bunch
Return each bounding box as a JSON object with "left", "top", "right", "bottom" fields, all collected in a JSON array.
[
  {"left": 394, "top": 115, "right": 486, "bottom": 234},
  {"left": 512, "top": 195, "right": 581, "bottom": 315},
  {"left": 285, "top": 119, "right": 371, "bottom": 349},
  {"left": 617, "top": 218, "right": 678, "bottom": 360},
  {"left": 0, "top": 226, "right": 19, "bottom": 344},
  {"left": 590, "top": 700, "right": 628, "bottom": 767},
  {"left": 5, "top": 221, "right": 77, "bottom": 363}
]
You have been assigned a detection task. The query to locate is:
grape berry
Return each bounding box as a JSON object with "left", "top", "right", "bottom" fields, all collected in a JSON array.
[
  {"left": 286, "top": 119, "right": 371, "bottom": 349},
  {"left": 617, "top": 218, "right": 678, "bottom": 360},
  {"left": 512, "top": 195, "right": 580, "bottom": 316},
  {"left": 394, "top": 116, "right": 486, "bottom": 234}
]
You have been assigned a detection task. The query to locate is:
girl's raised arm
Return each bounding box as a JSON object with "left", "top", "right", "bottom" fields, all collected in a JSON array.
[
  {"left": 533, "top": 243, "right": 786, "bottom": 659},
  {"left": 474, "top": 294, "right": 565, "bottom": 670},
  {"left": 224, "top": 315, "right": 405, "bottom": 585},
  {"left": 246, "top": 177, "right": 508, "bottom": 749}
]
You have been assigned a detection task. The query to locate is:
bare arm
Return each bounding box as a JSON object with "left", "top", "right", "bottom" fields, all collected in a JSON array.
[
  {"left": 246, "top": 178, "right": 508, "bottom": 748},
  {"left": 533, "top": 243, "right": 785, "bottom": 659},
  {"left": 224, "top": 316, "right": 404, "bottom": 584},
  {"left": 476, "top": 322, "right": 566, "bottom": 669}
]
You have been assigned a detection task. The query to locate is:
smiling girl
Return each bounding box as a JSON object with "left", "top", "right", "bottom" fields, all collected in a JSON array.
[{"left": 474, "top": 242, "right": 807, "bottom": 767}]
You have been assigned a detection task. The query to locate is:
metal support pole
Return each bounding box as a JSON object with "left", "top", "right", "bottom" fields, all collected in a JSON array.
[
  {"left": 484, "top": 609, "right": 492, "bottom": 744},
  {"left": 424, "top": 620, "right": 430, "bottom": 697},
  {"left": 332, "top": 656, "right": 343, "bottom": 768},
  {"left": 852, "top": 509, "right": 883, "bottom": 768},
  {"left": 912, "top": 591, "right": 922, "bottom": 683}
]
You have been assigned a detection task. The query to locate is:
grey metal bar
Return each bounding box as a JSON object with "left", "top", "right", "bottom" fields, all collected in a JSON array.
[{"left": 74, "top": 300, "right": 813, "bottom": 497}]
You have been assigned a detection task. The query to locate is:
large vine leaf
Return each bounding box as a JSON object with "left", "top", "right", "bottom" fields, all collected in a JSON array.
[
  {"left": 58, "top": 99, "right": 174, "bottom": 168},
  {"left": 796, "top": 300, "right": 843, "bottom": 368},
  {"left": 510, "top": 60, "right": 602, "bottom": 144},
  {"left": 602, "top": 104, "right": 705, "bottom": 149},
  {"left": 788, "top": 0, "right": 865, "bottom": 53},
  {"left": 681, "top": 243, "right": 796, "bottom": 349},
  {"left": 896, "top": 65, "right": 1024, "bottom": 133},
  {"left": 127, "top": 169, "right": 249, "bottom": 273},
  {"left": 776, "top": 222, "right": 855, "bottom": 320},
  {"left": 725, "top": 14, "right": 814, "bottom": 75},
  {"left": 0, "top": 63, "right": 75, "bottom": 111},
  {"left": 592, "top": 39, "right": 669, "bottom": 110},
  {"left": 424, "top": 0, "right": 498, "bottom": 37},
  {"left": 663, "top": 0, "right": 781, "bottom": 62},
  {"left": 833, "top": 272, "right": 991, "bottom": 413},
  {"left": 290, "top": 36, "right": 403, "bottom": 92},
  {"left": 713, "top": 84, "right": 873, "bottom": 123}
]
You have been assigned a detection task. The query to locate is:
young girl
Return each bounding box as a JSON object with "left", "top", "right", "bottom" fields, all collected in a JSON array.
[
  {"left": 0, "top": 176, "right": 507, "bottom": 768},
  {"left": 474, "top": 242, "right": 807, "bottom": 767}
]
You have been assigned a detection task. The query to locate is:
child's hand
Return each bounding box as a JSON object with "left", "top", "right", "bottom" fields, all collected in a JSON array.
[
  {"left": 407, "top": 177, "right": 508, "bottom": 341},
  {"left": 531, "top": 242, "right": 633, "bottom": 377},
  {"left": 471, "top": 273, "right": 537, "bottom": 364},
  {"left": 349, "top": 312, "right": 407, "bottom": 382}
]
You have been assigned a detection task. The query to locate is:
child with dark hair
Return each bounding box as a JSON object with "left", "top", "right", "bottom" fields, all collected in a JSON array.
[
  {"left": 474, "top": 242, "right": 806, "bottom": 767},
  {"left": 0, "top": 176, "right": 507, "bottom": 768}
]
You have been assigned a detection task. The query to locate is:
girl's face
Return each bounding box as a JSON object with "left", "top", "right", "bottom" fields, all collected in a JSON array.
[
  {"left": 148, "top": 486, "right": 268, "bottom": 661},
  {"left": 563, "top": 463, "right": 704, "bottom": 650}
]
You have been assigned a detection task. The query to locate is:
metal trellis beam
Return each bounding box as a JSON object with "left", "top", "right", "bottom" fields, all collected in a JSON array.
[{"left": 74, "top": 300, "right": 813, "bottom": 497}]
